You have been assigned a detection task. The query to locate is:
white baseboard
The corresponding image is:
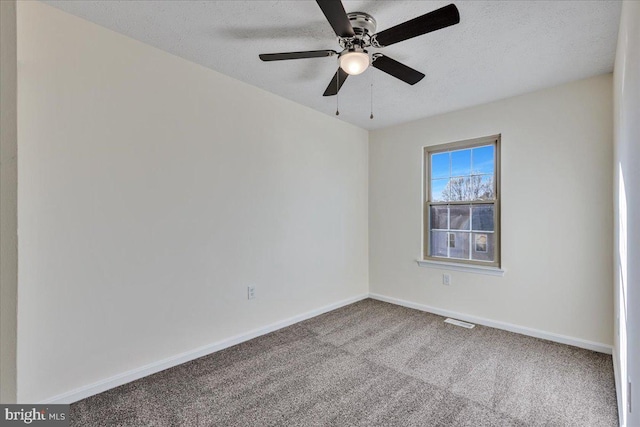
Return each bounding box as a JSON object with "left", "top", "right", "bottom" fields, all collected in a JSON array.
[
  {"left": 39, "top": 293, "right": 369, "bottom": 404},
  {"left": 369, "top": 293, "right": 613, "bottom": 355}
]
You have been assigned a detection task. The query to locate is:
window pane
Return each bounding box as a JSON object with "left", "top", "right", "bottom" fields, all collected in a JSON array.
[
  {"left": 472, "top": 233, "right": 495, "bottom": 262},
  {"left": 431, "top": 152, "right": 450, "bottom": 179},
  {"left": 471, "top": 174, "right": 494, "bottom": 200},
  {"left": 430, "top": 206, "right": 448, "bottom": 230},
  {"left": 450, "top": 205, "right": 470, "bottom": 230},
  {"left": 447, "top": 177, "right": 471, "bottom": 201},
  {"left": 430, "top": 231, "right": 449, "bottom": 257},
  {"left": 449, "top": 232, "right": 470, "bottom": 260},
  {"left": 451, "top": 149, "right": 471, "bottom": 177},
  {"left": 472, "top": 145, "right": 494, "bottom": 175},
  {"left": 471, "top": 205, "right": 494, "bottom": 231},
  {"left": 431, "top": 179, "right": 450, "bottom": 202}
]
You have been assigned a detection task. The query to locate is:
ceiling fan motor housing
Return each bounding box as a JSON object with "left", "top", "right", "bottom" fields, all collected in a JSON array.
[
  {"left": 348, "top": 12, "right": 376, "bottom": 35},
  {"left": 340, "top": 12, "right": 377, "bottom": 48}
]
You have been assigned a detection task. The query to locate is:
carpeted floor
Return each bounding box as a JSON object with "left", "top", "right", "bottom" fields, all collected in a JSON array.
[{"left": 70, "top": 299, "right": 618, "bottom": 426}]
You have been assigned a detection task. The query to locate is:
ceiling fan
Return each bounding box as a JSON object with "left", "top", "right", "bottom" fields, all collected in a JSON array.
[{"left": 259, "top": 1, "right": 460, "bottom": 97}]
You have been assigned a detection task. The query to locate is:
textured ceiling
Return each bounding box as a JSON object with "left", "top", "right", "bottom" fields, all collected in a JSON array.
[{"left": 44, "top": 1, "right": 621, "bottom": 130}]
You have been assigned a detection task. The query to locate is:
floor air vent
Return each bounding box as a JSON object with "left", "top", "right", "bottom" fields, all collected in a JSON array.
[{"left": 444, "top": 318, "right": 475, "bottom": 329}]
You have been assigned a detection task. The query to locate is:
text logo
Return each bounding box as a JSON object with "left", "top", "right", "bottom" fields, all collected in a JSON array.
[{"left": 0, "top": 405, "right": 69, "bottom": 426}]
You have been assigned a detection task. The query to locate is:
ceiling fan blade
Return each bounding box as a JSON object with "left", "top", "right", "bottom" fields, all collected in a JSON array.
[
  {"left": 259, "top": 50, "right": 338, "bottom": 61},
  {"left": 316, "top": 0, "right": 355, "bottom": 38},
  {"left": 323, "top": 68, "right": 349, "bottom": 96},
  {"left": 372, "top": 54, "right": 425, "bottom": 85},
  {"left": 372, "top": 4, "right": 460, "bottom": 47}
]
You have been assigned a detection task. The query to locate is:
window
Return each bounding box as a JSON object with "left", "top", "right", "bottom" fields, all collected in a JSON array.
[{"left": 424, "top": 135, "right": 500, "bottom": 268}]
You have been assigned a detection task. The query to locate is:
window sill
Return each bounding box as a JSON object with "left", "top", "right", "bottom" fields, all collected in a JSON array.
[{"left": 416, "top": 259, "right": 505, "bottom": 276}]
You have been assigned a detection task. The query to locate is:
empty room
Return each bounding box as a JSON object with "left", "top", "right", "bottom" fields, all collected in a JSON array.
[{"left": 1, "top": 0, "right": 638, "bottom": 426}]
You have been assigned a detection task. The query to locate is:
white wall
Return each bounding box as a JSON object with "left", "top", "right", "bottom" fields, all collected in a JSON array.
[
  {"left": 17, "top": 1, "right": 368, "bottom": 404},
  {"left": 613, "top": 2, "right": 640, "bottom": 425},
  {"left": 0, "top": 0, "right": 18, "bottom": 404},
  {"left": 369, "top": 74, "right": 613, "bottom": 347}
]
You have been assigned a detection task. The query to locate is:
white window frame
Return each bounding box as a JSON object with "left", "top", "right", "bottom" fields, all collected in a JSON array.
[{"left": 422, "top": 134, "right": 501, "bottom": 269}]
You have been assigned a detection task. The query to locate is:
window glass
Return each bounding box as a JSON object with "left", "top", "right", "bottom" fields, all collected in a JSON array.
[
  {"left": 451, "top": 149, "right": 471, "bottom": 177},
  {"left": 472, "top": 145, "right": 494, "bottom": 175},
  {"left": 472, "top": 233, "right": 495, "bottom": 262},
  {"left": 471, "top": 205, "right": 494, "bottom": 231},
  {"left": 448, "top": 177, "right": 471, "bottom": 201},
  {"left": 431, "top": 179, "right": 450, "bottom": 202},
  {"left": 448, "top": 232, "right": 470, "bottom": 260},
  {"left": 471, "top": 175, "right": 494, "bottom": 200},
  {"left": 431, "top": 153, "right": 450, "bottom": 179},
  {"left": 431, "top": 231, "right": 449, "bottom": 257},
  {"left": 449, "top": 205, "right": 470, "bottom": 230},
  {"left": 430, "top": 206, "right": 448, "bottom": 230}
]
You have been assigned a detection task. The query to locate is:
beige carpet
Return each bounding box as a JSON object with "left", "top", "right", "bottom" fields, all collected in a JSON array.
[{"left": 71, "top": 299, "right": 618, "bottom": 426}]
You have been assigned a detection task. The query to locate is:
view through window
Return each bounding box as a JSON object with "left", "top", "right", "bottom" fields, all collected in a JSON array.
[{"left": 424, "top": 135, "right": 500, "bottom": 267}]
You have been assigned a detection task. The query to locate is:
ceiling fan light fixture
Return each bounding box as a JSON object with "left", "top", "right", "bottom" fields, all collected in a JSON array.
[{"left": 339, "top": 49, "right": 370, "bottom": 75}]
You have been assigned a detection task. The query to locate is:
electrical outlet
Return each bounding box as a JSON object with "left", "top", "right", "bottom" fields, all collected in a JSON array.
[
  {"left": 247, "top": 285, "right": 256, "bottom": 300},
  {"left": 443, "top": 274, "right": 451, "bottom": 286}
]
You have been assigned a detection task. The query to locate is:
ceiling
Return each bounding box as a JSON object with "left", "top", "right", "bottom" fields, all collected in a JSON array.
[{"left": 44, "top": 1, "right": 621, "bottom": 130}]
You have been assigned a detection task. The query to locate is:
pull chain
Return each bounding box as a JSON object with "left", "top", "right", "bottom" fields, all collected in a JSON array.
[
  {"left": 335, "top": 72, "right": 340, "bottom": 116},
  {"left": 370, "top": 82, "right": 374, "bottom": 120}
]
